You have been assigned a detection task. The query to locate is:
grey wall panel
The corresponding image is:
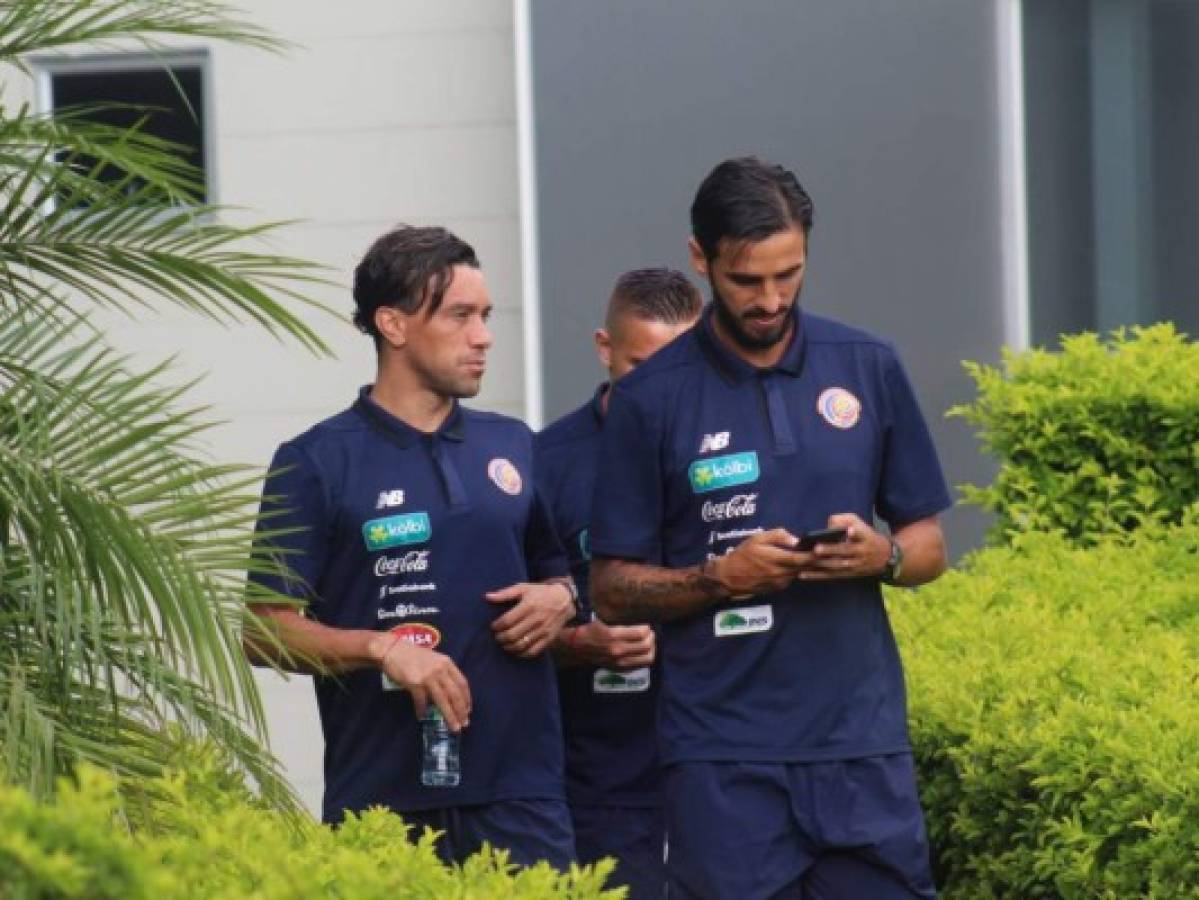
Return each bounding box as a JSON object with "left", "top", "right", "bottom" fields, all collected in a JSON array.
[
  {"left": 530, "top": 0, "right": 1008, "bottom": 555},
  {"left": 1023, "top": 0, "right": 1097, "bottom": 346},
  {"left": 1152, "top": 1, "right": 1199, "bottom": 336}
]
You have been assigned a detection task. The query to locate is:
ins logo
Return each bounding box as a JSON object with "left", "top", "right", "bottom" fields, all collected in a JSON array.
[{"left": 701, "top": 493, "right": 758, "bottom": 524}]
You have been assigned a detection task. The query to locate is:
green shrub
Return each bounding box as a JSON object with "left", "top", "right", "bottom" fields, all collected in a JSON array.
[
  {"left": 0, "top": 759, "right": 619, "bottom": 899},
  {"left": 891, "top": 521, "right": 1199, "bottom": 898},
  {"left": 952, "top": 323, "right": 1199, "bottom": 546}
]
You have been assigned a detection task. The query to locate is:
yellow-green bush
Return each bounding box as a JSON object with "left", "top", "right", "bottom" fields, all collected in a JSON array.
[
  {"left": 892, "top": 520, "right": 1199, "bottom": 898},
  {"left": 0, "top": 760, "right": 618, "bottom": 899},
  {"left": 952, "top": 323, "right": 1199, "bottom": 546}
]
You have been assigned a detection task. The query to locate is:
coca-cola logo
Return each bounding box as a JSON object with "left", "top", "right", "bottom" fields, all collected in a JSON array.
[
  {"left": 390, "top": 623, "right": 441, "bottom": 649},
  {"left": 701, "top": 493, "right": 758, "bottom": 523},
  {"left": 374, "top": 550, "right": 431, "bottom": 577}
]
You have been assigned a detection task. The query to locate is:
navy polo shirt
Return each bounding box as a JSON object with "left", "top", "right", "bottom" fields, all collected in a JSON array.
[
  {"left": 252, "top": 388, "right": 569, "bottom": 822},
  {"left": 589, "top": 306, "right": 951, "bottom": 765},
  {"left": 535, "top": 385, "right": 660, "bottom": 809}
]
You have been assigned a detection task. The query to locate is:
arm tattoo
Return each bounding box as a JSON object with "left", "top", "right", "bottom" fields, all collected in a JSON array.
[{"left": 595, "top": 559, "right": 727, "bottom": 623}]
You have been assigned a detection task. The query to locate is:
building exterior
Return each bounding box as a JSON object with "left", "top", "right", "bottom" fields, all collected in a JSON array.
[{"left": 3, "top": 0, "right": 1194, "bottom": 814}]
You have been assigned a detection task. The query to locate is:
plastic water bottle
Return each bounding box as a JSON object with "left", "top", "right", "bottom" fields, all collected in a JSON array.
[{"left": 420, "top": 706, "right": 460, "bottom": 787}]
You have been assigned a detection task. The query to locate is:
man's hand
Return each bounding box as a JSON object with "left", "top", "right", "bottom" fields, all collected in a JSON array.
[
  {"left": 369, "top": 632, "right": 472, "bottom": 732},
  {"left": 557, "top": 621, "right": 655, "bottom": 670},
  {"left": 486, "top": 581, "right": 575, "bottom": 658},
  {"left": 708, "top": 528, "right": 806, "bottom": 597},
  {"left": 796, "top": 512, "right": 891, "bottom": 581}
]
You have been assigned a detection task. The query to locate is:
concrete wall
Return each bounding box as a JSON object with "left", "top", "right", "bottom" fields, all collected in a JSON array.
[
  {"left": 529, "top": 0, "right": 1009, "bottom": 558},
  {"left": 3, "top": 0, "right": 524, "bottom": 815}
]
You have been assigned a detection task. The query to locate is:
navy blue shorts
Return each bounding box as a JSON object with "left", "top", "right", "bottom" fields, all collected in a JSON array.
[
  {"left": 403, "top": 799, "right": 576, "bottom": 869},
  {"left": 665, "top": 756, "right": 935, "bottom": 899},
  {"left": 572, "top": 804, "right": 665, "bottom": 900}
]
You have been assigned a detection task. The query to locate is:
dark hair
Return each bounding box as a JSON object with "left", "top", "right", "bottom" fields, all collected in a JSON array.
[
  {"left": 690, "top": 156, "right": 814, "bottom": 260},
  {"left": 607, "top": 267, "right": 703, "bottom": 329},
  {"left": 351, "top": 225, "right": 480, "bottom": 344}
]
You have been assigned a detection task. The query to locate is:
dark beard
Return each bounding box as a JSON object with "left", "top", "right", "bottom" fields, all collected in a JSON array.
[{"left": 710, "top": 281, "right": 799, "bottom": 352}]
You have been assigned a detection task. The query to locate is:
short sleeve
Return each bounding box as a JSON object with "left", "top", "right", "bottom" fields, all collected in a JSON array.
[
  {"left": 524, "top": 485, "right": 570, "bottom": 582},
  {"left": 589, "top": 384, "right": 664, "bottom": 562},
  {"left": 875, "top": 353, "right": 953, "bottom": 527},
  {"left": 248, "top": 441, "right": 331, "bottom": 606}
]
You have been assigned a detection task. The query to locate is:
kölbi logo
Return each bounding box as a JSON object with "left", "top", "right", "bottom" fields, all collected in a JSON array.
[
  {"left": 702, "top": 493, "right": 758, "bottom": 523},
  {"left": 688, "top": 451, "right": 760, "bottom": 494},
  {"left": 362, "top": 512, "right": 431, "bottom": 552},
  {"left": 374, "top": 550, "right": 431, "bottom": 577}
]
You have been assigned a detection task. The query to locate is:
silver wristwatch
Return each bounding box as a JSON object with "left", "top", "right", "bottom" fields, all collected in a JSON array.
[{"left": 881, "top": 538, "right": 904, "bottom": 584}]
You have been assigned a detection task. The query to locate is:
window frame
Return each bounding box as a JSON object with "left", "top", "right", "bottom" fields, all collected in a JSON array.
[{"left": 30, "top": 49, "right": 218, "bottom": 205}]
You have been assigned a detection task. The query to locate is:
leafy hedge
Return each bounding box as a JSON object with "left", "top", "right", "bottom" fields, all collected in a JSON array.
[
  {"left": 891, "top": 519, "right": 1199, "bottom": 898},
  {"left": 0, "top": 755, "right": 617, "bottom": 899},
  {"left": 952, "top": 324, "right": 1199, "bottom": 546}
]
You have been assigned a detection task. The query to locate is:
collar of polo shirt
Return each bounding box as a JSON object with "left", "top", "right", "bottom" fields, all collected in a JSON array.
[
  {"left": 696, "top": 303, "right": 808, "bottom": 384},
  {"left": 351, "top": 385, "right": 466, "bottom": 449}
]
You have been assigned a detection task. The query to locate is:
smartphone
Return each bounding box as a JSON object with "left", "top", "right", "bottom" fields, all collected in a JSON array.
[{"left": 796, "top": 526, "right": 849, "bottom": 551}]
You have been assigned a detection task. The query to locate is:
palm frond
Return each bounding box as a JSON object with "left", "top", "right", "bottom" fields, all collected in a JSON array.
[
  {"left": 0, "top": 129, "right": 334, "bottom": 353},
  {"left": 0, "top": 0, "right": 337, "bottom": 815},
  {"left": 0, "top": 0, "right": 282, "bottom": 64},
  {"left": 0, "top": 311, "right": 307, "bottom": 810}
]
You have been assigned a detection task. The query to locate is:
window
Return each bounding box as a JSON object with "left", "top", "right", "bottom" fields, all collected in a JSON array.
[{"left": 36, "top": 52, "right": 211, "bottom": 203}]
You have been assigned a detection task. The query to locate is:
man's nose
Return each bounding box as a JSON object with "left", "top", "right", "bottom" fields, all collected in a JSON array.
[
  {"left": 759, "top": 280, "right": 787, "bottom": 309},
  {"left": 471, "top": 320, "right": 493, "bottom": 348}
]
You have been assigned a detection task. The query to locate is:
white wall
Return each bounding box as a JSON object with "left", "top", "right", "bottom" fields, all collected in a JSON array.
[{"left": 3, "top": 1, "right": 525, "bottom": 815}]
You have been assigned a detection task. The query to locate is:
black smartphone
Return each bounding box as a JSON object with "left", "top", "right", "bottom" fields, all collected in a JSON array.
[{"left": 796, "top": 526, "right": 849, "bottom": 551}]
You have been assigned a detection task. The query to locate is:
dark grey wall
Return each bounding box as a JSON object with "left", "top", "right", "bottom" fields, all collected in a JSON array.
[
  {"left": 530, "top": 0, "right": 1007, "bottom": 555},
  {"left": 1152, "top": 1, "right": 1199, "bottom": 336},
  {"left": 1023, "top": 0, "right": 1199, "bottom": 343},
  {"left": 1023, "top": 0, "right": 1097, "bottom": 346}
]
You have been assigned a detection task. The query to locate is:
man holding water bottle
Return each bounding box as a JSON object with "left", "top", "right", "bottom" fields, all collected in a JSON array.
[{"left": 247, "top": 225, "right": 577, "bottom": 868}]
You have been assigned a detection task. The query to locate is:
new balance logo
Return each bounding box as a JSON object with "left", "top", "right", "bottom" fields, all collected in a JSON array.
[
  {"left": 376, "top": 489, "right": 405, "bottom": 509},
  {"left": 699, "top": 431, "right": 730, "bottom": 453}
]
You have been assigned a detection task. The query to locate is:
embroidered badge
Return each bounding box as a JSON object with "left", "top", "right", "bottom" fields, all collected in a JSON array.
[
  {"left": 817, "top": 387, "right": 861, "bottom": 429},
  {"left": 487, "top": 458, "right": 523, "bottom": 495}
]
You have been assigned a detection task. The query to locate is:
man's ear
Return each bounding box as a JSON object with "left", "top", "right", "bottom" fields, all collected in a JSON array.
[
  {"left": 374, "top": 306, "right": 408, "bottom": 349},
  {"left": 688, "top": 236, "right": 709, "bottom": 278},
  {"left": 594, "top": 327, "right": 612, "bottom": 370}
]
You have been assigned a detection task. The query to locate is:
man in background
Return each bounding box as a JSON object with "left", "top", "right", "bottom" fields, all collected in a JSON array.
[{"left": 536, "top": 268, "right": 702, "bottom": 898}]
